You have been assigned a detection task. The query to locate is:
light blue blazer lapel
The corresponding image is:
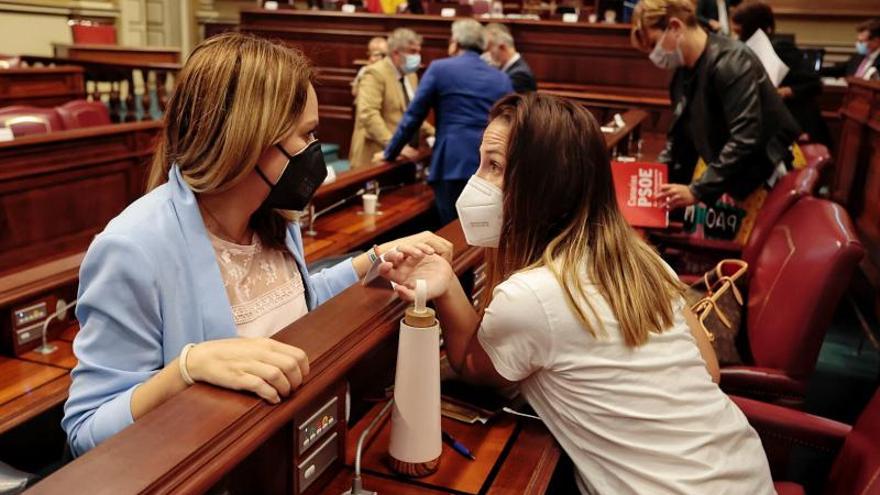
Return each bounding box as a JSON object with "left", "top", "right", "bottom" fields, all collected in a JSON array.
[
  {"left": 285, "top": 224, "right": 317, "bottom": 310},
  {"left": 167, "top": 166, "right": 238, "bottom": 341}
]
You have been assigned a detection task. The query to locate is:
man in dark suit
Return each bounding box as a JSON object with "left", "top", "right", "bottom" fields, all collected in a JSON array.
[
  {"left": 484, "top": 23, "right": 537, "bottom": 93},
  {"left": 384, "top": 19, "right": 513, "bottom": 224},
  {"left": 822, "top": 19, "right": 880, "bottom": 80}
]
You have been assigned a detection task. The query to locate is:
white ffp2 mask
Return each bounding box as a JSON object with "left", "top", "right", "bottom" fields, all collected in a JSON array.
[{"left": 455, "top": 175, "right": 503, "bottom": 248}]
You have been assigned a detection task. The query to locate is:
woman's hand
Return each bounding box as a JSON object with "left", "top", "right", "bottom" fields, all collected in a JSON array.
[
  {"left": 391, "top": 253, "right": 457, "bottom": 302},
  {"left": 186, "top": 338, "right": 309, "bottom": 404},
  {"left": 382, "top": 231, "right": 453, "bottom": 262},
  {"left": 377, "top": 245, "right": 431, "bottom": 284},
  {"left": 658, "top": 183, "right": 698, "bottom": 209}
]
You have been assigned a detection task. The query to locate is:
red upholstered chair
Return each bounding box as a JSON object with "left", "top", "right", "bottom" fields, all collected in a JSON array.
[
  {"left": 659, "top": 167, "right": 821, "bottom": 281},
  {"left": 740, "top": 167, "right": 820, "bottom": 267},
  {"left": 798, "top": 143, "right": 832, "bottom": 172},
  {"left": 720, "top": 198, "right": 864, "bottom": 407},
  {"left": 0, "top": 106, "right": 65, "bottom": 137},
  {"left": 55, "top": 100, "right": 112, "bottom": 129},
  {"left": 732, "top": 391, "right": 880, "bottom": 495}
]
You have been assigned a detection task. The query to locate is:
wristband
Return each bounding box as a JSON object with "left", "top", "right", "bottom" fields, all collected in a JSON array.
[
  {"left": 366, "top": 246, "right": 380, "bottom": 264},
  {"left": 179, "top": 343, "right": 196, "bottom": 386}
]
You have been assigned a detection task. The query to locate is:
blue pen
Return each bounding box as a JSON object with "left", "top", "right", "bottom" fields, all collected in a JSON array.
[{"left": 442, "top": 430, "right": 476, "bottom": 460}]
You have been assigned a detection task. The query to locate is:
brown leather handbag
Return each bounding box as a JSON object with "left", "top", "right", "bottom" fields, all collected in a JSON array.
[{"left": 685, "top": 259, "right": 748, "bottom": 365}]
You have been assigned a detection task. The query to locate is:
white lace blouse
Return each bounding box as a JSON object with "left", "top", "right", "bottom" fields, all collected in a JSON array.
[{"left": 209, "top": 232, "right": 309, "bottom": 338}]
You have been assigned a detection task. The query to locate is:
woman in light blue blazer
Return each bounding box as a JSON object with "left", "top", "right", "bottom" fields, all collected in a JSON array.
[{"left": 62, "top": 32, "right": 450, "bottom": 456}]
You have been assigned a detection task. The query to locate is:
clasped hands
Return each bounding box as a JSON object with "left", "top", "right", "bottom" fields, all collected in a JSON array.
[{"left": 182, "top": 231, "right": 454, "bottom": 405}]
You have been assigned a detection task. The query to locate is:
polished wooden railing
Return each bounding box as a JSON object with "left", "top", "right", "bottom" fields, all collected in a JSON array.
[{"left": 17, "top": 56, "right": 181, "bottom": 123}]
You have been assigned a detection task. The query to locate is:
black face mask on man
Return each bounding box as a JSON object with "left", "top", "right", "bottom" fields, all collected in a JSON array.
[{"left": 255, "top": 140, "right": 327, "bottom": 211}]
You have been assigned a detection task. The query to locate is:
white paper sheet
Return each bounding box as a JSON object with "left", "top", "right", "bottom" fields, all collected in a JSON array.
[{"left": 745, "top": 29, "right": 790, "bottom": 88}]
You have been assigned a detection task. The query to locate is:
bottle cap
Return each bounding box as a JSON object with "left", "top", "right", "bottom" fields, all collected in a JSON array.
[{"left": 404, "top": 278, "right": 436, "bottom": 328}]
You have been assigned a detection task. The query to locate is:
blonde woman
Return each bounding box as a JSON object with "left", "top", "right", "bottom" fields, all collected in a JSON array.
[
  {"left": 62, "top": 32, "right": 450, "bottom": 456},
  {"left": 394, "top": 93, "right": 774, "bottom": 494},
  {"left": 632, "top": 0, "right": 801, "bottom": 244}
]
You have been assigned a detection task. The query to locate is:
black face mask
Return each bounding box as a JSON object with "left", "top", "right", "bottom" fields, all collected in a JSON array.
[{"left": 256, "top": 140, "right": 327, "bottom": 211}]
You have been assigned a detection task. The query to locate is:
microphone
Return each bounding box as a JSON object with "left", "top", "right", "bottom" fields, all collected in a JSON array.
[
  {"left": 342, "top": 398, "right": 394, "bottom": 495},
  {"left": 34, "top": 299, "right": 77, "bottom": 355}
]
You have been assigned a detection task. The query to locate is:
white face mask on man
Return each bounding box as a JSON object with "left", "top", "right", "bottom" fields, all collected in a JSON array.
[
  {"left": 649, "top": 28, "right": 685, "bottom": 70},
  {"left": 455, "top": 175, "right": 503, "bottom": 248}
]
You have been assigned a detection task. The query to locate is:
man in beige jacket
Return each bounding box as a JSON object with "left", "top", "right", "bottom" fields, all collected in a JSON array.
[{"left": 349, "top": 28, "right": 435, "bottom": 168}]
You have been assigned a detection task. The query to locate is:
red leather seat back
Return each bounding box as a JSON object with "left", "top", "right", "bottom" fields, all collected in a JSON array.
[
  {"left": 472, "top": 0, "right": 491, "bottom": 14},
  {"left": 799, "top": 143, "right": 832, "bottom": 172},
  {"left": 71, "top": 23, "right": 118, "bottom": 45},
  {"left": 55, "top": 100, "right": 112, "bottom": 129},
  {"left": 0, "top": 106, "right": 65, "bottom": 137},
  {"left": 742, "top": 168, "right": 819, "bottom": 266},
  {"left": 826, "top": 390, "right": 880, "bottom": 495},
  {"left": 746, "top": 198, "right": 863, "bottom": 379}
]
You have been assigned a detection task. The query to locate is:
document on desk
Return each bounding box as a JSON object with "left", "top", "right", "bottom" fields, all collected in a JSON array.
[{"left": 745, "top": 29, "right": 789, "bottom": 88}]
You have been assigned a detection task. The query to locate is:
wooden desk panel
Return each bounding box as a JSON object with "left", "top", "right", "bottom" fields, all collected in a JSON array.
[
  {"left": 239, "top": 10, "right": 669, "bottom": 90},
  {"left": 59, "top": 324, "right": 79, "bottom": 342},
  {"left": 344, "top": 400, "right": 558, "bottom": 495},
  {"left": 354, "top": 409, "right": 517, "bottom": 494},
  {"left": 323, "top": 468, "right": 450, "bottom": 494},
  {"left": 0, "top": 66, "right": 86, "bottom": 108},
  {"left": 53, "top": 44, "right": 180, "bottom": 65},
  {"left": 0, "top": 374, "right": 70, "bottom": 435},
  {"left": 0, "top": 122, "right": 160, "bottom": 275},
  {"left": 20, "top": 340, "right": 77, "bottom": 370},
  {"left": 303, "top": 183, "right": 435, "bottom": 262},
  {"left": 0, "top": 357, "right": 66, "bottom": 406}
]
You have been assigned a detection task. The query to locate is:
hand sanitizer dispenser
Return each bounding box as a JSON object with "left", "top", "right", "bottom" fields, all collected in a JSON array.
[{"left": 388, "top": 279, "right": 442, "bottom": 477}]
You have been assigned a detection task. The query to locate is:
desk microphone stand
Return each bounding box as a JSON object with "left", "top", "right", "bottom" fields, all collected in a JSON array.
[
  {"left": 343, "top": 398, "right": 394, "bottom": 495},
  {"left": 34, "top": 299, "right": 76, "bottom": 355}
]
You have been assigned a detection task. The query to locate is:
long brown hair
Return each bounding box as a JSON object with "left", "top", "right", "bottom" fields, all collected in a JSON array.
[
  {"left": 147, "top": 32, "right": 313, "bottom": 249},
  {"left": 485, "top": 93, "right": 684, "bottom": 347}
]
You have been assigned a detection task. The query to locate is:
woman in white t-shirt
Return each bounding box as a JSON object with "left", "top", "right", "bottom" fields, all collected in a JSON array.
[{"left": 392, "top": 93, "right": 774, "bottom": 494}]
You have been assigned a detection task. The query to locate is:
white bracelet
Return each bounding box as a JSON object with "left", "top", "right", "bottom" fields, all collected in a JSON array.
[{"left": 178, "top": 343, "right": 196, "bottom": 386}]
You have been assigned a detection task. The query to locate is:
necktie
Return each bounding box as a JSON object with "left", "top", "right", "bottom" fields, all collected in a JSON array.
[
  {"left": 855, "top": 56, "right": 871, "bottom": 78},
  {"left": 400, "top": 77, "right": 420, "bottom": 148}
]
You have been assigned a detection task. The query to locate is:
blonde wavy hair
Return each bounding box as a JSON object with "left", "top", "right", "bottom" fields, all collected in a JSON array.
[
  {"left": 631, "top": 0, "right": 699, "bottom": 51},
  {"left": 147, "top": 32, "right": 313, "bottom": 248}
]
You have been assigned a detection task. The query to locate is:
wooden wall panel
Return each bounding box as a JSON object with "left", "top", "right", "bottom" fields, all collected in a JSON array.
[
  {"left": 239, "top": 9, "right": 670, "bottom": 91},
  {"left": 0, "top": 66, "right": 86, "bottom": 108},
  {"left": 0, "top": 122, "right": 160, "bottom": 274}
]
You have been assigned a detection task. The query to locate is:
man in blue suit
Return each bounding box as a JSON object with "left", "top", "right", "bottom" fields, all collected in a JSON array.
[{"left": 384, "top": 19, "right": 513, "bottom": 224}]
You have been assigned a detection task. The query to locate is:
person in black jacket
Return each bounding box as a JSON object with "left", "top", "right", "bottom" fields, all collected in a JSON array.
[
  {"left": 696, "top": 0, "right": 732, "bottom": 35},
  {"left": 483, "top": 23, "right": 537, "bottom": 93},
  {"left": 731, "top": 1, "right": 831, "bottom": 146},
  {"left": 631, "top": 0, "right": 800, "bottom": 211},
  {"left": 821, "top": 19, "right": 880, "bottom": 80}
]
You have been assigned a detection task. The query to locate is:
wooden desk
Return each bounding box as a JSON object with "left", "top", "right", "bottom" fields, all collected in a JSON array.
[
  {"left": 0, "top": 121, "right": 160, "bottom": 275},
  {"left": 339, "top": 400, "right": 559, "bottom": 494},
  {"left": 303, "top": 182, "right": 435, "bottom": 262},
  {"left": 52, "top": 44, "right": 180, "bottom": 65},
  {"left": 240, "top": 10, "right": 670, "bottom": 146},
  {"left": 240, "top": 10, "right": 667, "bottom": 91},
  {"left": 0, "top": 354, "right": 70, "bottom": 435},
  {"left": 0, "top": 66, "right": 85, "bottom": 108}
]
